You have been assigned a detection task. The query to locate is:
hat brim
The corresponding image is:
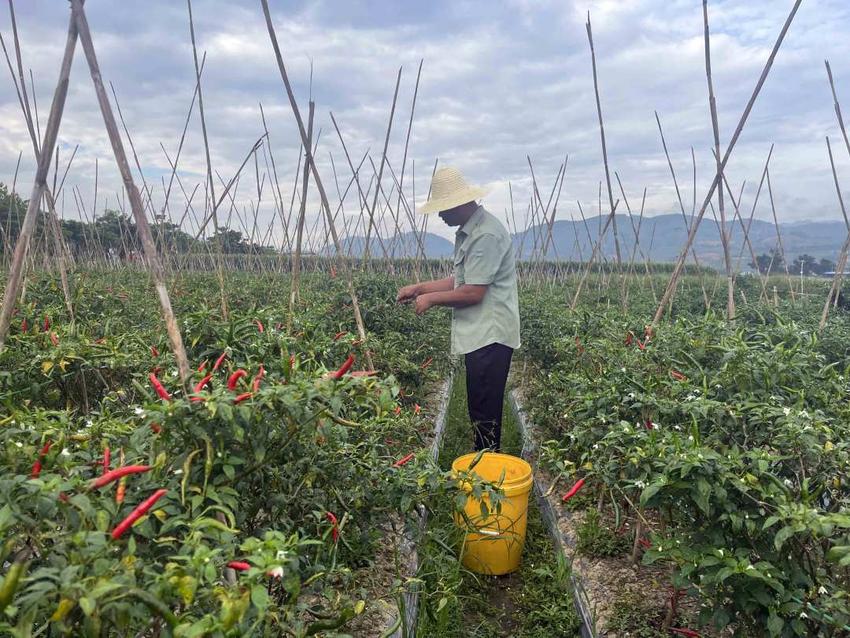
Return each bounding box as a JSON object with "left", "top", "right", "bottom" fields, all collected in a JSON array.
[{"left": 419, "top": 185, "right": 489, "bottom": 214}]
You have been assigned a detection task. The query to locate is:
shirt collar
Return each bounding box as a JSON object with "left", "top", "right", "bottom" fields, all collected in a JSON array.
[{"left": 456, "top": 205, "right": 484, "bottom": 238}]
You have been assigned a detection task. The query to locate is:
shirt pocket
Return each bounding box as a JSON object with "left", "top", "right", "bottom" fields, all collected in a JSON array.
[{"left": 453, "top": 250, "right": 466, "bottom": 286}]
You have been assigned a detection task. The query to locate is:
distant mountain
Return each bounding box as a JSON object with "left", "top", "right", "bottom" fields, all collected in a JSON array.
[
  {"left": 330, "top": 215, "right": 850, "bottom": 268},
  {"left": 330, "top": 231, "right": 454, "bottom": 258},
  {"left": 514, "top": 214, "right": 850, "bottom": 267}
]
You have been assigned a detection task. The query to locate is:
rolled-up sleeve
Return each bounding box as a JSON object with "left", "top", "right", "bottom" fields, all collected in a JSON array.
[{"left": 462, "top": 233, "right": 503, "bottom": 285}]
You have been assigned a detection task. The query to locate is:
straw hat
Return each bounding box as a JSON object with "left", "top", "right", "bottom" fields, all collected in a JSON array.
[{"left": 419, "top": 166, "right": 489, "bottom": 214}]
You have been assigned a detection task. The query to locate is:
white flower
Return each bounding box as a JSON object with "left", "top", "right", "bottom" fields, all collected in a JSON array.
[
  {"left": 783, "top": 407, "right": 791, "bottom": 416},
  {"left": 14, "top": 441, "right": 22, "bottom": 448},
  {"left": 276, "top": 550, "right": 288, "bottom": 560},
  {"left": 134, "top": 406, "right": 145, "bottom": 416},
  {"left": 800, "top": 612, "right": 808, "bottom": 619},
  {"left": 174, "top": 469, "right": 183, "bottom": 475},
  {"left": 635, "top": 480, "right": 647, "bottom": 489},
  {"left": 85, "top": 420, "right": 93, "bottom": 428},
  {"left": 171, "top": 370, "right": 178, "bottom": 377},
  {"left": 818, "top": 585, "right": 828, "bottom": 595},
  {"left": 267, "top": 566, "right": 284, "bottom": 579},
  {"left": 592, "top": 444, "right": 599, "bottom": 450},
  {"left": 60, "top": 448, "right": 70, "bottom": 457},
  {"left": 799, "top": 410, "right": 810, "bottom": 419}
]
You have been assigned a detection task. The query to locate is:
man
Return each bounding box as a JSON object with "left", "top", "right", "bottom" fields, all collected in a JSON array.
[{"left": 396, "top": 166, "right": 520, "bottom": 451}]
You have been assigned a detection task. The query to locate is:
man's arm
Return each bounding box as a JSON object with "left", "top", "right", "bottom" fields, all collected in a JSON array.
[
  {"left": 396, "top": 277, "right": 454, "bottom": 302},
  {"left": 414, "top": 284, "right": 487, "bottom": 314}
]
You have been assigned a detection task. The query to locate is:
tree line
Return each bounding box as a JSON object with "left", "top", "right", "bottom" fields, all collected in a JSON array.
[
  {"left": 751, "top": 249, "right": 836, "bottom": 275},
  {"left": 0, "top": 182, "right": 276, "bottom": 259}
]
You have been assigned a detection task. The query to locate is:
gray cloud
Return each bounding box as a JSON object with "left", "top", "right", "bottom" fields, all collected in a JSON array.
[{"left": 1, "top": 0, "right": 849, "bottom": 249}]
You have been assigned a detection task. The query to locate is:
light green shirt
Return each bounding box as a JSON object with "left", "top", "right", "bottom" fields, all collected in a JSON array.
[{"left": 451, "top": 206, "right": 521, "bottom": 355}]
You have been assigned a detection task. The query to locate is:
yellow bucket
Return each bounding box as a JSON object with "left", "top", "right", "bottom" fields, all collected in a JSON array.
[{"left": 451, "top": 452, "right": 533, "bottom": 575}]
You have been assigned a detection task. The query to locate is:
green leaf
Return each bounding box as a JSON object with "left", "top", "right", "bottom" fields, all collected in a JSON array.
[
  {"left": 767, "top": 611, "right": 783, "bottom": 637},
  {"left": 79, "top": 596, "right": 95, "bottom": 617},
  {"left": 774, "top": 526, "right": 794, "bottom": 550}
]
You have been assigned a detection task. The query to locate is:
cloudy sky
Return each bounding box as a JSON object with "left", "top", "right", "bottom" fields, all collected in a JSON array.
[{"left": 1, "top": 0, "right": 849, "bottom": 247}]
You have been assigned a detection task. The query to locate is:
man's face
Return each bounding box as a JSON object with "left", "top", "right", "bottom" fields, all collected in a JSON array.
[{"left": 438, "top": 203, "right": 470, "bottom": 226}]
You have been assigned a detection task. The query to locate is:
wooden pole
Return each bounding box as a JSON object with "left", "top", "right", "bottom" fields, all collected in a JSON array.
[
  {"left": 586, "top": 13, "right": 621, "bottom": 265},
  {"left": 71, "top": 0, "right": 191, "bottom": 384},
  {"left": 0, "top": 5, "right": 78, "bottom": 350},
  {"left": 652, "top": 0, "right": 802, "bottom": 325},
  {"left": 290, "top": 101, "right": 314, "bottom": 321},
  {"left": 260, "top": 0, "right": 373, "bottom": 369},
  {"left": 703, "top": 0, "right": 735, "bottom": 320}
]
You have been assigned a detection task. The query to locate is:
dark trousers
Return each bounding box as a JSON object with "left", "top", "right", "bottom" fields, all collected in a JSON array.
[{"left": 465, "top": 342, "right": 513, "bottom": 451}]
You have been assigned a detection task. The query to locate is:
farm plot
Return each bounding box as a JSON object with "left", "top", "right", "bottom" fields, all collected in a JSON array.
[
  {"left": 0, "top": 270, "right": 475, "bottom": 636},
  {"left": 519, "top": 282, "right": 850, "bottom": 636}
]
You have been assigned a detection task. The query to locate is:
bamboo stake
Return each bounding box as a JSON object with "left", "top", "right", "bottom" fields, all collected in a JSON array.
[
  {"left": 586, "top": 13, "right": 621, "bottom": 265},
  {"left": 653, "top": 0, "right": 802, "bottom": 325},
  {"left": 71, "top": 0, "right": 191, "bottom": 384},
  {"left": 260, "top": 0, "right": 373, "bottom": 369},
  {"left": 363, "top": 66, "right": 402, "bottom": 264},
  {"left": 703, "top": 0, "right": 735, "bottom": 319},
  {"left": 290, "top": 100, "right": 314, "bottom": 320},
  {"left": 765, "top": 167, "right": 795, "bottom": 300},
  {"left": 0, "top": 6, "right": 78, "bottom": 350}
]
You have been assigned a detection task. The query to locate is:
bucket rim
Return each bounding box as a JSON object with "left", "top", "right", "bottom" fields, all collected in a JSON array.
[{"left": 451, "top": 451, "right": 533, "bottom": 490}]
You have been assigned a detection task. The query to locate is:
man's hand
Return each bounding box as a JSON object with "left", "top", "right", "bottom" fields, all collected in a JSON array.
[
  {"left": 414, "top": 295, "right": 433, "bottom": 315},
  {"left": 396, "top": 283, "right": 419, "bottom": 303}
]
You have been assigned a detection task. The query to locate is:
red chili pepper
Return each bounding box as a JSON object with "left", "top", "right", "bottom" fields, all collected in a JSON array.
[
  {"left": 43, "top": 315, "right": 50, "bottom": 331},
  {"left": 197, "top": 359, "right": 208, "bottom": 372},
  {"left": 150, "top": 345, "right": 159, "bottom": 358},
  {"left": 116, "top": 478, "right": 126, "bottom": 504},
  {"left": 421, "top": 357, "right": 433, "bottom": 370},
  {"left": 670, "top": 370, "right": 687, "bottom": 381},
  {"left": 212, "top": 351, "right": 228, "bottom": 372},
  {"left": 562, "top": 478, "right": 586, "bottom": 502},
  {"left": 21, "top": 318, "right": 28, "bottom": 332},
  {"left": 102, "top": 447, "right": 111, "bottom": 474},
  {"left": 227, "top": 369, "right": 248, "bottom": 390},
  {"left": 645, "top": 419, "right": 654, "bottom": 430},
  {"left": 150, "top": 423, "right": 162, "bottom": 434},
  {"left": 111, "top": 489, "right": 168, "bottom": 540},
  {"left": 49, "top": 332, "right": 59, "bottom": 347},
  {"left": 255, "top": 319, "right": 264, "bottom": 333},
  {"left": 233, "top": 392, "right": 253, "bottom": 404},
  {"left": 575, "top": 336, "right": 585, "bottom": 354},
  {"left": 331, "top": 354, "right": 355, "bottom": 380},
  {"left": 149, "top": 373, "right": 171, "bottom": 401},
  {"left": 393, "top": 405, "right": 402, "bottom": 416},
  {"left": 30, "top": 440, "right": 53, "bottom": 478},
  {"left": 638, "top": 537, "right": 652, "bottom": 549},
  {"left": 625, "top": 331, "right": 634, "bottom": 346},
  {"left": 227, "top": 561, "right": 251, "bottom": 572},
  {"left": 58, "top": 492, "right": 70, "bottom": 503},
  {"left": 326, "top": 512, "right": 339, "bottom": 543},
  {"left": 333, "top": 331, "right": 348, "bottom": 341},
  {"left": 414, "top": 404, "right": 421, "bottom": 415},
  {"left": 392, "top": 453, "right": 415, "bottom": 468},
  {"left": 637, "top": 339, "right": 646, "bottom": 351},
  {"left": 90, "top": 465, "right": 151, "bottom": 490},
  {"left": 194, "top": 373, "right": 213, "bottom": 394},
  {"left": 252, "top": 365, "right": 265, "bottom": 392},
  {"left": 670, "top": 629, "right": 700, "bottom": 638}
]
